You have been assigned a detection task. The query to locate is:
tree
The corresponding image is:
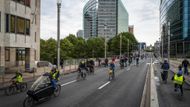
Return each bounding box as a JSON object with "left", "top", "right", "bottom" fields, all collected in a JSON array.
[
  {"left": 86, "top": 37, "right": 105, "bottom": 58},
  {"left": 60, "top": 38, "right": 73, "bottom": 59},
  {"left": 74, "top": 37, "right": 87, "bottom": 58},
  {"left": 109, "top": 32, "right": 138, "bottom": 56},
  {"left": 40, "top": 38, "right": 57, "bottom": 64},
  {"left": 66, "top": 34, "right": 78, "bottom": 45}
]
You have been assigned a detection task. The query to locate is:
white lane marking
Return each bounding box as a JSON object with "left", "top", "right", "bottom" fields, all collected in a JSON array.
[
  {"left": 98, "top": 81, "right": 111, "bottom": 90},
  {"left": 61, "top": 80, "right": 77, "bottom": 87},
  {"left": 154, "top": 76, "right": 160, "bottom": 86},
  {"left": 127, "top": 67, "right": 130, "bottom": 71}
]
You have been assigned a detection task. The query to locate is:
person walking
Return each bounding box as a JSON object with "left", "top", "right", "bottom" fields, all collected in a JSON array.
[
  {"left": 161, "top": 59, "right": 170, "bottom": 83},
  {"left": 182, "top": 58, "right": 189, "bottom": 75}
]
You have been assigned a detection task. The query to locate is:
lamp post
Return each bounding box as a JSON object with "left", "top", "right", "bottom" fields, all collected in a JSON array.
[
  {"left": 167, "top": 21, "right": 170, "bottom": 64},
  {"left": 104, "top": 24, "right": 107, "bottom": 59},
  {"left": 120, "top": 33, "right": 122, "bottom": 58},
  {"left": 161, "top": 34, "right": 164, "bottom": 59},
  {"left": 127, "top": 39, "right": 129, "bottom": 57},
  {"left": 57, "top": 0, "right": 62, "bottom": 68}
]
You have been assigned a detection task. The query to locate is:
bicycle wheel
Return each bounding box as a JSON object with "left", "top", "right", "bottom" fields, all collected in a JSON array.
[
  {"left": 5, "top": 86, "right": 14, "bottom": 96},
  {"left": 23, "top": 96, "right": 34, "bottom": 107},
  {"left": 20, "top": 83, "right": 28, "bottom": 92}
]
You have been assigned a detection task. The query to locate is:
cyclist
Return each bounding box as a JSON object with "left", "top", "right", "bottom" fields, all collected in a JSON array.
[
  {"left": 89, "top": 59, "right": 95, "bottom": 74},
  {"left": 12, "top": 71, "right": 23, "bottom": 90},
  {"left": 136, "top": 56, "right": 139, "bottom": 66},
  {"left": 78, "top": 60, "right": 87, "bottom": 78},
  {"left": 110, "top": 59, "right": 116, "bottom": 79},
  {"left": 120, "top": 57, "right": 125, "bottom": 68},
  {"left": 172, "top": 65, "right": 185, "bottom": 96},
  {"left": 50, "top": 65, "right": 60, "bottom": 89}
]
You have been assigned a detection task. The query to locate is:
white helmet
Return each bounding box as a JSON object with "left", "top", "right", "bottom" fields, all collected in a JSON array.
[{"left": 52, "top": 65, "right": 57, "bottom": 70}]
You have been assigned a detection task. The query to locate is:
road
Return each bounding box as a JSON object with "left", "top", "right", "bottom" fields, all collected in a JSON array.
[
  {"left": 0, "top": 58, "right": 150, "bottom": 107},
  {"left": 153, "top": 58, "right": 190, "bottom": 107}
]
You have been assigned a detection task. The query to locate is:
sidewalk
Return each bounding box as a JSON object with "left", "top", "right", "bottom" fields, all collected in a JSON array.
[
  {"left": 170, "top": 59, "right": 190, "bottom": 85},
  {"left": 0, "top": 64, "right": 78, "bottom": 89}
]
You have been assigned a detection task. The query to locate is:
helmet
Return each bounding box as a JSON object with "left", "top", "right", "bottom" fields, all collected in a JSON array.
[
  {"left": 51, "top": 65, "right": 57, "bottom": 70},
  {"left": 164, "top": 59, "right": 167, "bottom": 63},
  {"left": 177, "top": 70, "right": 183, "bottom": 75},
  {"left": 178, "top": 65, "right": 182, "bottom": 70}
]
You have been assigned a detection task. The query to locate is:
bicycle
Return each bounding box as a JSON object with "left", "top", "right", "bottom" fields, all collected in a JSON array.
[
  {"left": 4, "top": 80, "right": 27, "bottom": 96},
  {"left": 108, "top": 69, "right": 114, "bottom": 81}
]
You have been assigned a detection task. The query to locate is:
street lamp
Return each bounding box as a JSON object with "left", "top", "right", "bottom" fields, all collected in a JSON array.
[
  {"left": 120, "top": 33, "right": 122, "bottom": 58},
  {"left": 167, "top": 21, "right": 170, "bottom": 64},
  {"left": 127, "top": 39, "right": 129, "bottom": 57},
  {"left": 104, "top": 24, "right": 107, "bottom": 59},
  {"left": 57, "top": 0, "right": 62, "bottom": 69}
]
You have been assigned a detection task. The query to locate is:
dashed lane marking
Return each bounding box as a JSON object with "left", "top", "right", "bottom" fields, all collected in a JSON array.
[
  {"left": 98, "top": 81, "right": 111, "bottom": 90},
  {"left": 61, "top": 80, "right": 77, "bottom": 87}
]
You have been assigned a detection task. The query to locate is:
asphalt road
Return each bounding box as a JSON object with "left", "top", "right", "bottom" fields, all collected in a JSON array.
[
  {"left": 153, "top": 58, "right": 190, "bottom": 107},
  {"left": 0, "top": 58, "right": 150, "bottom": 107}
]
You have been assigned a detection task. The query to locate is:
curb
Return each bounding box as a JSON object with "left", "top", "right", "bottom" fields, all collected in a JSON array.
[
  {"left": 140, "top": 63, "right": 150, "bottom": 107},
  {"left": 150, "top": 59, "right": 159, "bottom": 107},
  {"left": 0, "top": 70, "right": 78, "bottom": 90}
]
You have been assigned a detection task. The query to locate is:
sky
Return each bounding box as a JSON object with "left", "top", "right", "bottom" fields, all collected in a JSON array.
[{"left": 41, "top": 0, "right": 160, "bottom": 45}]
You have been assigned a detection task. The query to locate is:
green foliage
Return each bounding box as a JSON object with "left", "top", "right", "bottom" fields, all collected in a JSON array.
[
  {"left": 86, "top": 37, "right": 105, "bottom": 58},
  {"left": 40, "top": 32, "right": 138, "bottom": 63},
  {"left": 60, "top": 38, "right": 73, "bottom": 59},
  {"left": 40, "top": 38, "right": 57, "bottom": 63},
  {"left": 108, "top": 32, "right": 138, "bottom": 55}
]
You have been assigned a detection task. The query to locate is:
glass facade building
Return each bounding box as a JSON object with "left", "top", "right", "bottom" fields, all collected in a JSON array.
[
  {"left": 83, "top": 0, "right": 129, "bottom": 39},
  {"left": 83, "top": 0, "right": 98, "bottom": 39},
  {"left": 160, "top": 0, "right": 190, "bottom": 57}
]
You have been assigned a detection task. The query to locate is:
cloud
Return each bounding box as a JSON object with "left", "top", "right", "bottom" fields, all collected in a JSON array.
[
  {"left": 41, "top": 0, "right": 160, "bottom": 45},
  {"left": 123, "top": 0, "right": 160, "bottom": 45},
  {"left": 41, "top": 0, "right": 85, "bottom": 39}
]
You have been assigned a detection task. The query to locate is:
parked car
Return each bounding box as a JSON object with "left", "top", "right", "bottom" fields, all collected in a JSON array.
[
  {"left": 26, "top": 61, "right": 53, "bottom": 73},
  {"left": 35, "top": 61, "right": 53, "bottom": 68}
]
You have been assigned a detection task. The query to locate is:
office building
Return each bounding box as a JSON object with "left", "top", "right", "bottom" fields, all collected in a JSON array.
[
  {"left": 83, "top": 0, "right": 129, "bottom": 39},
  {"left": 128, "top": 25, "right": 134, "bottom": 34},
  {"left": 0, "top": 0, "right": 40, "bottom": 72},
  {"left": 76, "top": 30, "right": 84, "bottom": 38},
  {"left": 160, "top": 0, "right": 190, "bottom": 57}
]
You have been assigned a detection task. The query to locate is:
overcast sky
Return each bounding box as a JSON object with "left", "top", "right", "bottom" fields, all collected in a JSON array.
[{"left": 41, "top": 0, "right": 160, "bottom": 45}]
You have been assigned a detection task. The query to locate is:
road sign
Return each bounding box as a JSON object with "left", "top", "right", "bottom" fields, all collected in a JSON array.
[{"left": 0, "top": 66, "right": 5, "bottom": 75}]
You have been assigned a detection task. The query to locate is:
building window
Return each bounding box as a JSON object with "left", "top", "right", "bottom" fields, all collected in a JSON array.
[
  {"left": 6, "top": 14, "right": 10, "bottom": 33},
  {"left": 13, "top": 0, "right": 24, "bottom": 5},
  {"left": 10, "top": 15, "right": 16, "bottom": 33},
  {"left": 6, "top": 14, "right": 30, "bottom": 35},
  {"left": 25, "top": 0, "right": 31, "bottom": 7},
  {"left": 17, "top": 17, "right": 25, "bottom": 34},
  {"left": 26, "top": 19, "right": 30, "bottom": 35},
  {"left": 12, "top": 0, "right": 30, "bottom": 7},
  {"left": 5, "top": 49, "right": 10, "bottom": 61}
]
